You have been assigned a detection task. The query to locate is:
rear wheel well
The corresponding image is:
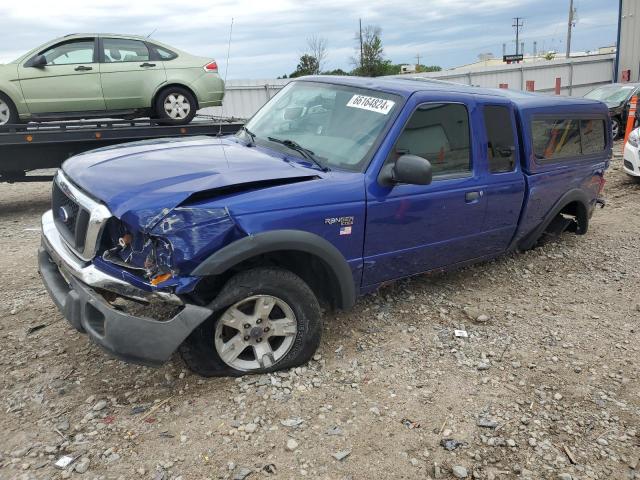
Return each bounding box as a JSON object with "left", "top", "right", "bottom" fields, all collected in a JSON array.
[
  {"left": 541, "top": 200, "right": 589, "bottom": 239},
  {"left": 152, "top": 84, "right": 199, "bottom": 115},
  {"left": 191, "top": 250, "right": 344, "bottom": 311}
]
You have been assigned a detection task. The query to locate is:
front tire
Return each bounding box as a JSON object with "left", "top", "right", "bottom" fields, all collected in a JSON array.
[
  {"left": 155, "top": 87, "right": 197, "bottom": 125},
  {"left": 0, "top": 93, "right": 19, "bottom": 126},
  {"left": 179, "top": 268, "right": 322, "bottom": 377}
]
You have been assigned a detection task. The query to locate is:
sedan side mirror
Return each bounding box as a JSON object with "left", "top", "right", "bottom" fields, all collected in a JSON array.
[
  {"left": 379, "top": 154, "right": 433, "bottom": 186},
  {"left": 25, "top": 54, "right": 47, "bottom": 68}
]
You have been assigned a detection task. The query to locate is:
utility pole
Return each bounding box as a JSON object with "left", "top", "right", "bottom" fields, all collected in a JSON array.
[
  {"left": 513, "top": 17, "right": 524, "bottom": 57},
  {"left": 566, "top": 0, "right": 575, "bottom": 58},
  {"left": 359, "top": 19, "right": 363, "bottom": 70},
  {"left": 415, "top": 53, "right": 421, "bottom": 68}
]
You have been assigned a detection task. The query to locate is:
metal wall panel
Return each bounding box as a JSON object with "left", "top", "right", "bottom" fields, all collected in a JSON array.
[{"left": 400, "top": 55, "right": 615, "bottom": 97}]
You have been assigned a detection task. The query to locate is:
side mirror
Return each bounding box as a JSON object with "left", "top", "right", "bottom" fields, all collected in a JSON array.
[
  {"left": 25, "top": 54, "right": 47, "bottom": 68},
  {"left": 379, "top": 154, "right": 433, "bottom": 186}
]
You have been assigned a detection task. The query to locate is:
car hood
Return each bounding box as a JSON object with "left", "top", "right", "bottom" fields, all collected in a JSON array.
[{"left": 62, "top": 136, "right": 321, "bottom": 230}]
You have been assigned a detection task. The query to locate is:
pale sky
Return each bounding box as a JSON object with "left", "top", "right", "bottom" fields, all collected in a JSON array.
[{"left": 0, "top": 0, "right": 619, "bottom": 79}]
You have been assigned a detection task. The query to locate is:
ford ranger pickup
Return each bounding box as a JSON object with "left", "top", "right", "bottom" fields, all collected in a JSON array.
[{"left": 38, "top": 76, "right": 611, "bottom": 376}]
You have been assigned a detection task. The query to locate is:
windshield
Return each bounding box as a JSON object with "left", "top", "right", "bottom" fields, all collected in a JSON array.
[
  {"left": 238, "top": 81, "right": 401, "bottom": 172},
  {"left": 585, "top": 85, "right": 635, "bottom": 105}
]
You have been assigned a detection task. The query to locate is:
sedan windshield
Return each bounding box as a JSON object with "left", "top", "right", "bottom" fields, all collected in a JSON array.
[
  {"left": 238, "top": 81, "right": 401, "bottom": 171},
  {"left": 584, "top": 85, "right": 635, "bottom": 105}
]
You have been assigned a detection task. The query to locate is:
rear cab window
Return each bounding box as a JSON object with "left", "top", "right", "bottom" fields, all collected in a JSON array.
[
  {"left": 531, "top": 117, "right": 607, "bottom": 161},
  {"left": 483, "top": 105, "right": 517, "bottom": 173}
]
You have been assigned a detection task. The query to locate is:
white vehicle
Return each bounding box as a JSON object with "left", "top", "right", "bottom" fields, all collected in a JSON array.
[{"left": 623, "top": 127, "right": 640, "bottom": 179}]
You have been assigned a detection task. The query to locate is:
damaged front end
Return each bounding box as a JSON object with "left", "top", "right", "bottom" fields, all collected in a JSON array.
[{"left": 99, "top": 204, "right": 246, "bottom": 296}]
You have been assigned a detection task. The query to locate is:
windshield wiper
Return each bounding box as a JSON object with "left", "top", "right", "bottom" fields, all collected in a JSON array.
[
  {"left": 267, "top": 136, "right": 329, "bottom": 172},
  {"left": 240, "top": 126, "right": 257, "bottom": 146}
]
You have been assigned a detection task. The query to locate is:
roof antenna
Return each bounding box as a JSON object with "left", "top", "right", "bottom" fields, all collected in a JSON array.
[
  {"left": 146, "top": 28, "right": 157, "bottom": 38},
  {"left": 217, "top": 17, "right": 234, "bottom": 137}
]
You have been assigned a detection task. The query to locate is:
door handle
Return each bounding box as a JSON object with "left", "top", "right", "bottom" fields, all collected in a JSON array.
[
  {"left": 465, "top": 191, "right": 483, "bottom": 203},
  {"left": 74, "top": 66, "right": 92, "bottom": 71},
  {"left": 140, "top": 63, "right": 156, "bottom": 67}
]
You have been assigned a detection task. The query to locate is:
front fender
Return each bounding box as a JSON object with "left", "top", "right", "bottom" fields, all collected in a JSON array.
[
  {"left": 0, "top": 65, "right": 28, "bottom": 116},
  {"left": 192, "top": 230, "right": 356, "bottom": 309}
]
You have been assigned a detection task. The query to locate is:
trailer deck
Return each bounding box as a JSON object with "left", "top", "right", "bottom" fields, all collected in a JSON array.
[{"left": 0, "top": 117, "right": 243, "bottom": 182}]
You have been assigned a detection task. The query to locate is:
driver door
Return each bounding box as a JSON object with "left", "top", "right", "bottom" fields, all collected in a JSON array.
[
  {"left": 18, "top": 37, "right": 105, "bottom": 114},
  {"left": 363, "top": 96, "right": 488, "bottom": 286}
]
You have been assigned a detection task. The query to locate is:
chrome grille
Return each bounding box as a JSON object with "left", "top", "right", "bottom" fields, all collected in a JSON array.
[{"left": 52, "top": 171, "right": 112, "bottom": 261}]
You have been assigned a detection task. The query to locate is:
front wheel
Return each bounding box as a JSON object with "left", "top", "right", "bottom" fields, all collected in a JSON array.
[
  {"left": 179, "top": 268, "right": 322, "bottom": 377},
  {"left": 155, "top": 87, "right": 197, "bottom": 125}
]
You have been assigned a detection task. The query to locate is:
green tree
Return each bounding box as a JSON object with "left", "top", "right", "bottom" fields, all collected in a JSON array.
[
  {"left": 321, "top": 68, "right": 349, "bottom": 76},
  {"left": 416, "top": 64, "right": 442, "bottom": 73},
  {"left": 352, "top": 25, "right": 386, "bottom": 77},
  {"left": 289, "top": 54, "right": 319, "bottom": 78}
]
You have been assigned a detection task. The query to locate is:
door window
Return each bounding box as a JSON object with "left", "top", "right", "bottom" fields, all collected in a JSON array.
[
  {"left": 483, "top": 105, "right": 516, "bottom": 173},
  {"left": 41, "top": 40, "right": 95, "bottom": 65},
  {"left": 391, "top": 103, "right": 471, "bottom": 178},
  {"left": 103, "top": 38, "right": 150, "bottom": 63}
]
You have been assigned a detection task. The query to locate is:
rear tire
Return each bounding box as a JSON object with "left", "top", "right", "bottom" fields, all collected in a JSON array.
[
  {"left": 154, "top": 86, "right": 197, "bottom": 125},
  {"left": 179, "top": 268, "right": 322, "bottom": 377},
  {"left": 612, "top": 117, "right": 622, "bottom": 140},
  {"left": 0, "top": 93, "right": 19, "bottom": 126}
]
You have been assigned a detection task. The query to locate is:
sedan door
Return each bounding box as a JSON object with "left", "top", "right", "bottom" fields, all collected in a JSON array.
[
  {"left": 18, "top": 37, "right": 105, "bottom": 114},
  {"left": 99, "top": 37, "right": 167, "bottom": 111}
]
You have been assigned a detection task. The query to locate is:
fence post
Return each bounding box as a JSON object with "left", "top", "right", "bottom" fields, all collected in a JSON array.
[
  {"left": 525, "top": 80, "right": 535, "bottom": 92},
  {"left": 623, "top": 96, "right": 638, "bottom": 153},
  {"left": 555, "top": 77, "right": 561, "bottom": 95}
]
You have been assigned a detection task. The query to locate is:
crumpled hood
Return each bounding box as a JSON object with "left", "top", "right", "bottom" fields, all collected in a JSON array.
[{"left": 63, "top": 136, "right": 319, "bottom": 230}]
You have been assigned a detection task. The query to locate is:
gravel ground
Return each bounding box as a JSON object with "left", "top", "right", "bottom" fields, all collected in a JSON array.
[{"left": 0, "top": 146, "right": 638, "bottom": 480}]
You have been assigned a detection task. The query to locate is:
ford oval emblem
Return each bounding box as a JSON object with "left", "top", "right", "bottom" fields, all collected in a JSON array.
[{"left": 58, "top": 206, "right": 71, "bottom": 223}]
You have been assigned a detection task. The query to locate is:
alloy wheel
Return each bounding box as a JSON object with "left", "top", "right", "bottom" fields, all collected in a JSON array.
[
  {"left": 214, "top": 295, "right": 298, "bottom": 371},
  {"left": 163, "top": 93, "right": 191, "bottom": 120},
  {"left": 0, "top": 99, "right": 10, "bottom": 126},
  {"left": 612, "top": 119, "right": 619, "bottom": 139}
]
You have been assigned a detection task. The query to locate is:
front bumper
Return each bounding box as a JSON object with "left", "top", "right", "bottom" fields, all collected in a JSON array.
[
  {"left": 623, "top": 142, "right": 640, "bottom": 177},
  {"left": 38, "top": 210, "right": 213, "bottom": 366}
]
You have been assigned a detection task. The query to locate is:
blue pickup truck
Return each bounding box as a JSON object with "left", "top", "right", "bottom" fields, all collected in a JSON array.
[{"left": 38, "top": 76, "right": 610, "bottom": 376}]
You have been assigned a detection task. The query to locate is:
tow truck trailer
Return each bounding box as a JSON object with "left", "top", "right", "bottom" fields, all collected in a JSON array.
[{"left": 0, "top": 117, "right": 243, "bottom": 182}]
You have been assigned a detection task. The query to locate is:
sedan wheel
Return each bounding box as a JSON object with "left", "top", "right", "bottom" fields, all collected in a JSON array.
[
  {"left": 163, "top": 93, "right": 191, "bottom": 120},
  {"left": 0, "top": 98, "right": 11, "bottom": 126},
  {"left": 214, "top": 295, "right": 298, "bottom": 371}
]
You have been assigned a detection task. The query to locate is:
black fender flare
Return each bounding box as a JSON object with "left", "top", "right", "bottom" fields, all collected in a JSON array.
[
  {"left": 515, "top": 188, "right": 591, "bottom": 251},
  {"left": 192, "top": 230, "right": 357, "bottom": 310}
]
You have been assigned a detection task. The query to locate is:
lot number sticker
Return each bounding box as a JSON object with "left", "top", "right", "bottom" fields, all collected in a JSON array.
[{"left": 346, "top": 94, "right": 395, "bottom": 114}]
